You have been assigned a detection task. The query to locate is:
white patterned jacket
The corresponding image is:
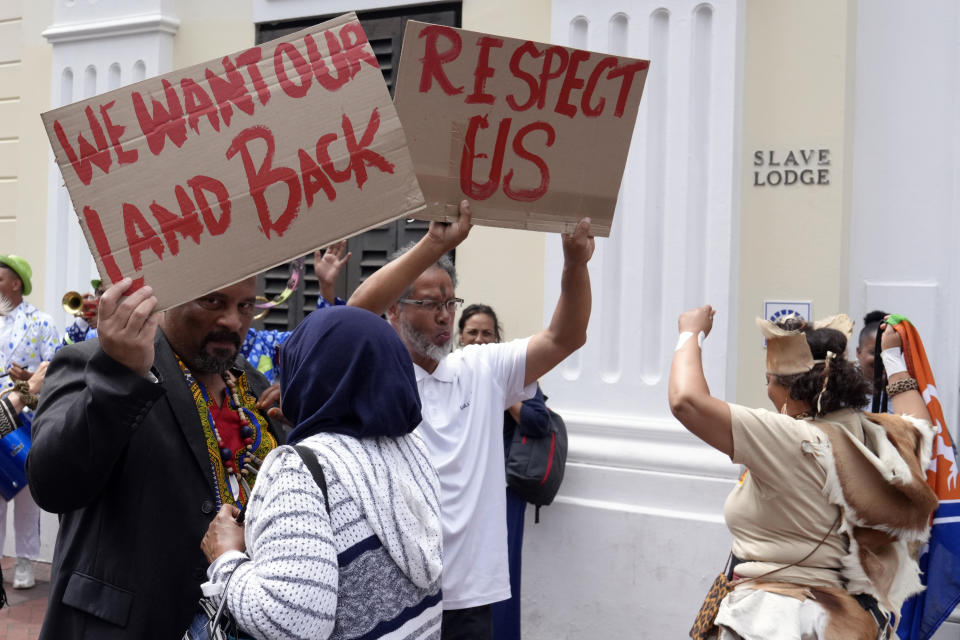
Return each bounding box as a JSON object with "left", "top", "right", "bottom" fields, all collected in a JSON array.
[{"left": 0, "top": 301, "right": 59, "bottom": 396}]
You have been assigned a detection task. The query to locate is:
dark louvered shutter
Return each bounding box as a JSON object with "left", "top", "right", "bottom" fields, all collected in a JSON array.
[{"left": 254, "top": 3, "right": 461, "bottom": 331}]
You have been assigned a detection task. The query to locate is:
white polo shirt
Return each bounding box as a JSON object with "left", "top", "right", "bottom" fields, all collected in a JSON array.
[{"left": 414, "top": 338, "right": 535, "bottom": 610}]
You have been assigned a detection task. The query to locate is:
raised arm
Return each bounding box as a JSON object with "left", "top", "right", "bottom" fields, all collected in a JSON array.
[
  {"left": 348, "top": 201, "right": 473, "bottom": 315},
  {"left": 880, "top": 322, "right": 933, "bottom": 423},
  {"left": 313, "top": 240, "right": 351, "bottom": 305},
  {"left": 524, "top": 218, "right": 595, "bottom": 386},
  {"left": 27, "top": 279, "right": 163, "bottom": 512},
  {"left": 668, "top": 305, "right": 733, "bottom": 456},
  {"left": 508, "top": 385, "right": 551, "bottom": 437}
]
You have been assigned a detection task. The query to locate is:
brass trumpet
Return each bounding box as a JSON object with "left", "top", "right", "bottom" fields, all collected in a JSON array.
[
  {"left": 62, "top": 291, "right": 84, "bottom": 315},
  {"left": 62, "top": 291, "right": 98, "bottom": 318}
]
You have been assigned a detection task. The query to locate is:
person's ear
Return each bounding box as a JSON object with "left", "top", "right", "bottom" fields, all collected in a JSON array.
[{"left": 387, "top": 303, "right": 401, "bottom": 324}]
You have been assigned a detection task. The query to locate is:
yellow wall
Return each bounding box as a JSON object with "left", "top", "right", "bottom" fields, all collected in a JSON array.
[
  {"left": 1, "top": 0, "right": 53, "bottom": 306},
  {"left": 0, "top": 0, "right": 253, "bottom": 311},
  {"left": 172, "top": 0, "right": 255, "bottom": 69},
  {"left": 457, "top": 0, "right": 551, "bottom": 342},
  {"left": 0, "top": 2, "right": 20, "bottom": 243},
  {"left": 735, "top": 0, "right": 857, "bottom": 407}
]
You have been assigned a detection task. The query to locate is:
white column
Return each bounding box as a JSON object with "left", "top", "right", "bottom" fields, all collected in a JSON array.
[
  {"left": 849, "top": 0, "right": 960, "bottom": 433},
  {"left": 849, "top": 5, "right": 960, "bottom": 634},
  {"left": 545, "top": 0, "right": 740, "bottom": 477},
  {"left": 42, "top": 0, "right": 179, "bottom": 330},
  {"left": 520, "top": 2, "right": 743, "bottom": 637}
]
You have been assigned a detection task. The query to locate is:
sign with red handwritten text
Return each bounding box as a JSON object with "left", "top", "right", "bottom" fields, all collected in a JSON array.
[
  {"left": 42, "top": 13, "right": 424, "bottom": 310},
  {"left": 394, "top": 22, "right": 649, "bottom": 237}
]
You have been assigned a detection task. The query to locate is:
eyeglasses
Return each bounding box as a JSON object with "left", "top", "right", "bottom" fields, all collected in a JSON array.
[{"left": 399, "top": 297, "right": 464, "bottom": 313}]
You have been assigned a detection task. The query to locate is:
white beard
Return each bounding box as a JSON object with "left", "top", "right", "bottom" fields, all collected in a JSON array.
[
  {"left": 0, "top": 295, "right": 13, "bottom": 316},
  {"left": 397, "top": 313, "right": 452, "bottom": 364}
]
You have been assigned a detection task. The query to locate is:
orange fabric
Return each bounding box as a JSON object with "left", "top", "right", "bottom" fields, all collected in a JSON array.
[{"left": 892, "top": 320, "right": 960, "bottom": 501}]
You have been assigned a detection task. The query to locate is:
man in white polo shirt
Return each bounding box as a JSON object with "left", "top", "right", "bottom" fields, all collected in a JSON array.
[{"left": 349, "top": 201, "right": 594, "bottom": 639}]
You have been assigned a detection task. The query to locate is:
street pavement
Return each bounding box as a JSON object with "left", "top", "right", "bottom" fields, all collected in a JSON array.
[{"left": 0, "top": 557, "right": 49, "bottom": 639}]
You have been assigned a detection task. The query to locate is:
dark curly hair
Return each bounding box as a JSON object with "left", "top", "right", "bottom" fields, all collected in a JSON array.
[
  {"left": 858, "top": 309, "right": 888, "bottom": 347},
  {"left": 771, "top": 319, "right": 870, "bottom": 415}
]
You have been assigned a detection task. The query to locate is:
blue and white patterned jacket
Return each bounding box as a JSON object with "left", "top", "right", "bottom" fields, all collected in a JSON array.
[{"left": 1, "top": 301, "right": 59, "bottom": 394}]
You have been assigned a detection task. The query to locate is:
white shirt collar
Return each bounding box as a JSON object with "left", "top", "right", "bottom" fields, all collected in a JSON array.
[{"left": 414, "top": 353, "right": 456, "bottom": 383}]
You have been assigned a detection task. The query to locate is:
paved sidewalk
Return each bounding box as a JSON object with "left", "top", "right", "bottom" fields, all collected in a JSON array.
[{"left": 0, "top": 557, "right": 50, "bottom": 640}]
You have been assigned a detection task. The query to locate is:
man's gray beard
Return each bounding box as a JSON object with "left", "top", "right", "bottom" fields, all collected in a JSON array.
[
  {"left": 0, "top": 295, "right": 13, "bottom": 316},
  {"left": 398, "top": 314, "right": 451, "bottom": 363}
]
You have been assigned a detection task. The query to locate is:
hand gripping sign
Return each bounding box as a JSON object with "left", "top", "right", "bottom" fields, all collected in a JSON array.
[
  {"left": 42, "top": 12, "right": 425, "bottom": 310},
  {"left": 394, "top": 22, "right": 650, "bottom": 237}
]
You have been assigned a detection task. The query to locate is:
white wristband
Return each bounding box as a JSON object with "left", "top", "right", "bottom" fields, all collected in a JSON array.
[
  {"left": 880, "top": 347, "right": 908, "bottom": 376},
  {"left": 675, "top": 331, "right": 706, "bottom": 352}
]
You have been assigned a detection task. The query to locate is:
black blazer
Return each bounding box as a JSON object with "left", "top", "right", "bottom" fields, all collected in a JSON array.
[{"left": 27, "top": 330, "right": 284, "bottom": 639}]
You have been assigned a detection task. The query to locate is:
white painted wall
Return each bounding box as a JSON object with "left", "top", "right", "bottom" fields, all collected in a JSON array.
[
  {"left": 849, "top": 2, "right": 960, "bottom": 636},
  {"left": 41, "top": 0, "right": 179, "bottom": 334},
  {"left": 18, "top": 1, "right": 958, "bottom": 636},
  {"left": 524, "top": 1, "right": 744, "bottom": 637},
  {"left": 849, "top": 0, "right": 960, "bottom": 434}
]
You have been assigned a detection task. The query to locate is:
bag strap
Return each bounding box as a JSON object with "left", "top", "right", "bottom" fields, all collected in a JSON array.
[
  {"left": 207, "top": 446, "right": 327, "bottom": 637},
  {"left": 207, "top": 566, "right": 237, "bottom": 635},
  {"left": 293, "top": 444, "right": 330, "bottom": 515},
  {"left": 735, "top": 512, "right": 842, "bottom": 585}
]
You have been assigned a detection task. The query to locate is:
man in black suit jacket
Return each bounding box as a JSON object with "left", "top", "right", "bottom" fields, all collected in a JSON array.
[{"left": 27, "top": 275, "right": 287, "bottom": 639}]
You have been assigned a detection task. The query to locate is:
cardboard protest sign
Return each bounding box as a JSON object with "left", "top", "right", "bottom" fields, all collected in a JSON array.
[
  {"left": 42, "top": 12, "right": 425, "bottom": 310},
  {"left": 394, "top": 22, "right": 649, "bottom": 237}
]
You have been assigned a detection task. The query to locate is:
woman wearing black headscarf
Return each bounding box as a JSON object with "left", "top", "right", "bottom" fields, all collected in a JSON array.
[{"left": 199, "top": 306, "right": 443, "bottom": 640}]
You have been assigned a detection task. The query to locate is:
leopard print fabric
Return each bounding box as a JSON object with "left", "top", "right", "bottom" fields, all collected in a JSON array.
[{"left": 690, "top": 573, "right": 733, "bottom": 640}]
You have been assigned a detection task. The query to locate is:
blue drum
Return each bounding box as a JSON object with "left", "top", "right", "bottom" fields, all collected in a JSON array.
[{"left": 0, "top": 412, "right": 31, "bottom": 500}]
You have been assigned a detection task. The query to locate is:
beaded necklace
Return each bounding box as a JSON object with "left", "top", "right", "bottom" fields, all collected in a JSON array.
[{"left": 176, "top": 356, "right": 277, "bottom": 509}]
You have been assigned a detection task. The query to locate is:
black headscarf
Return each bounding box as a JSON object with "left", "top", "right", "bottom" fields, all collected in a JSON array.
[{"left": 279, "top": 306, "right": 422, "bottom": 444}]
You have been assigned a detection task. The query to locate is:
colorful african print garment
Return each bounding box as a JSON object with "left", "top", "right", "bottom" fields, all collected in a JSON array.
[{"left": 176, "top": 357, "right": 277, "bottom": 509}]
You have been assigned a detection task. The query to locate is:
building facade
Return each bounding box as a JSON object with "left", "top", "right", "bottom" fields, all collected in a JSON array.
[{"left": 1, "top": 0, "right": 959, "bottom": 637}]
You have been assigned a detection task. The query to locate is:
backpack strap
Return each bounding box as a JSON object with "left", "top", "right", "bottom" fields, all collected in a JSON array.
[{"left": 293, "top": 444, "right": 330, "bottom": 515}]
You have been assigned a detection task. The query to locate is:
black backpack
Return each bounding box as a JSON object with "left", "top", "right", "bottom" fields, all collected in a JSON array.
[{"left": 505, "top": 407, "right": 567, "bottom": 522}]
